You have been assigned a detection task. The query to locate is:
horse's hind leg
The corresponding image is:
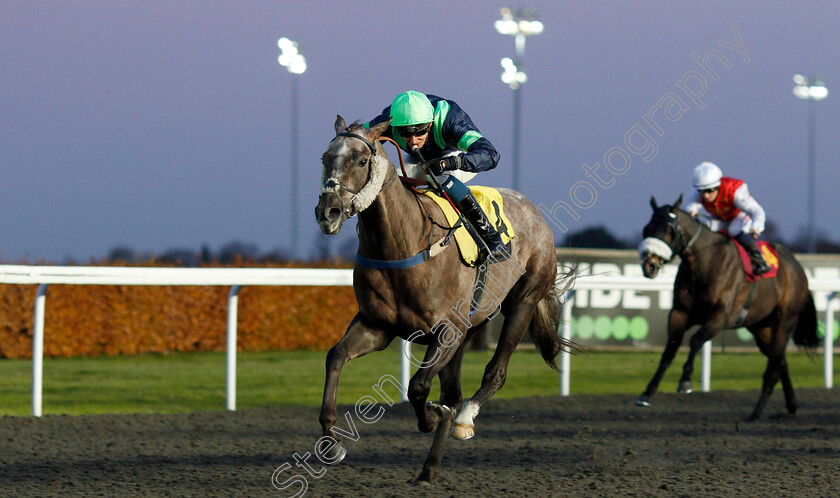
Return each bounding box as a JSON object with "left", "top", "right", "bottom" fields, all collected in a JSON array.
[
  {"left": 637, "top": 308, "right": 691, "bottom": 406},
  {"left": 319, "top": 315, "right": 394, "bottom": 460},
  {"left": 452, "top": 299, "right": 537, "bottom": 440},
  {"left": 778, "top": 358, "right": 797, "bottom": 415},
  {"left": 747, "top": 317, "right": 798, "bottom": 421}
]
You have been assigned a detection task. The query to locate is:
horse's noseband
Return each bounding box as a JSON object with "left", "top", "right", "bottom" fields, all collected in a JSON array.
[{"left": 322, "top": 178, "right": 361, "bottom": 217}]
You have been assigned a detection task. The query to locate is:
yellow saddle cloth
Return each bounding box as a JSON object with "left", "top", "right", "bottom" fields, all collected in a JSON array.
[{"left": 420, "top": 186, "right": 515, "bottom": 266}]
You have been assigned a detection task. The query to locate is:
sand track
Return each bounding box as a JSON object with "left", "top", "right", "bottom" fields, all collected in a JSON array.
[{"left": 2, "top": 388, "right": 838, "bottom": 496}]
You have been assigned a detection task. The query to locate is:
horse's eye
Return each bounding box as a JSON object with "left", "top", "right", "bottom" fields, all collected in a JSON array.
[{"left": 358, "top": 158, "right": 368, "bottom": 167}]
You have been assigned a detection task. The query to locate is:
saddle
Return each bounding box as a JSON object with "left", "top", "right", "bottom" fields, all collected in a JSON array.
[
  {"left": 731, "top": 238, "right": 780, "bottom": 282},
  {"left": 419, "top": 186, "right": 514, "bottom": 267}
]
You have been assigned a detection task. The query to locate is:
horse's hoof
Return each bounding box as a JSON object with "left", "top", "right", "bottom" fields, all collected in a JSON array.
[
  {"left": 413, "top": 479, "right": 433, "bottom": 488},
  {"left": 677, "top": 381, "right": 693, "bottom": 394},
  {"left": 331, "top": 445, "right": 347, "bottom": 464},
  {"left": 635, "top": 396, "right": 651, "bottom": 407},
  {"left": 450, "top": 422, "right": 475, "bottom": 440},
  {"left": 426, "top": 402, "right": 451, "bottom": 418}
]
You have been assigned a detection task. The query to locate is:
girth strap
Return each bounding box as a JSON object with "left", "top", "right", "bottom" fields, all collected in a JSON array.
[
  {"left": 733, "top": 281, "right": 758, "bottom": 327},
  {"left": 356, "top": 232, "right": 454, "bottom": 270}
]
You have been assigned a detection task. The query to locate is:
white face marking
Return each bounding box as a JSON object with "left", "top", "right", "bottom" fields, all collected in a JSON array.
[{"left": 321, "top": 141, "right": 351, "bottom": 186}]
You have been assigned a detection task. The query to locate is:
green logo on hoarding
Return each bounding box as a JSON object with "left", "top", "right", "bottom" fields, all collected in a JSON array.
[
  {"left": 613, "top": 316, "right": 630, "bottom": 340},
  {"left": 568, "top": 315, "right": 649, "bottom": 341},
  {"left": 575, "top": 315, "right": 594, "bottom": 339},
  {"left": 817, "top": 320, "right": 840, "bottom": 341},
  {"left": 594, "top": 316, "right": 612, "bottom": 340},
  {"left": 629, "top": 316, "right": 648, "bottom": 340}
]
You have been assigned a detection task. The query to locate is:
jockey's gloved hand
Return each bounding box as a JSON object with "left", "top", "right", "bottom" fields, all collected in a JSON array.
[{"left": 427, "top": 156, "right": 461, "bottom": 176}]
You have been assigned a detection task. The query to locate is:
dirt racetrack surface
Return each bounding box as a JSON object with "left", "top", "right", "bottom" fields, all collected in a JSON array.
[{"left": 2, "top": 388, "right": 839, "bottom": 497}]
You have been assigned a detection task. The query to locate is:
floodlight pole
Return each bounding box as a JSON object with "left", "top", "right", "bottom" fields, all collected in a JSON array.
[
  {"left": 807, "top": 100, "right": 816, "bottom": 253},
  {"left": 792, "top": 74, "right": 828, "bottom": 253},
  {"left": 290, "top": 75, "right": 300, "bottom": 260},
  {"left": 512, "top": 33, "right": 525, "bottom": 193},
  {"left": 496, "top": 8, "right": 542, "bottom": 193},
  {"left": 278, "top": 38, "right": 307, "bottom": 260},
  {"left": 512, "top": 74, "right": 522, "bottom": 193}
]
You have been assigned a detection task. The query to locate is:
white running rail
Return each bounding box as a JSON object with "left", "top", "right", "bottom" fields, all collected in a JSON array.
[{"left": 1, "top": 265, "right": 837, "bottom": 416}]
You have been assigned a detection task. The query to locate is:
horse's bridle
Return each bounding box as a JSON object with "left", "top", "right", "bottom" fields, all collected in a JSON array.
[
  {"left": 653, "top": 210, "right": 702, "bottom": 260},
  {"left": 321, "top": 131, "right": 396, "bottom": 218}
]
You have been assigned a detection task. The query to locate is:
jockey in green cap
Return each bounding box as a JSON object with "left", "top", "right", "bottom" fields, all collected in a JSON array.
[{"left": 366, "top": 90, "right": 505, "bottom": 259}]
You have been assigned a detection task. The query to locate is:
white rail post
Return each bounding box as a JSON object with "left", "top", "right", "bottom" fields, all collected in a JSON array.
[
  {"left": 560, "top": 290, "right": 574, "bottom": 396},
  {"left": 226, "top": 285, "right": 241, "bottom": 411},
  {"left": 400, "top": 339, "right": 411, "bottom": 402},
  {"left": 824, "top": 292, "right": 837, "bottom": 389},
  {"left": 701, "top": 340, "right": 711, "bottom": 392},
  {"left": 32, "top": 284, "right": 49, "bottom": 417}
]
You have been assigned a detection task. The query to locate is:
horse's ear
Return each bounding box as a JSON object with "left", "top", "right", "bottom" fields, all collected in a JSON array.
[
  {"left": 334, "top": 115, "right": 347, "bottom": 136},
  {"left": 367, "top": 118, "right": 391, "bottom": 140},
  {"left": 650, "top": 196, "right": 658, "bottom": 210},
  {"left": 671, "top": 194, "right": 683, "bottom": 212}
]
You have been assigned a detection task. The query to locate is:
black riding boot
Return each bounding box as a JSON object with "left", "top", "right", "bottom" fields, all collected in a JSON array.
[
  {"left": 456, "top": 191, "right": 506, "bottom": 260},
  {"left": 735, "top": 232, "right": 771, "bottom": 275}
]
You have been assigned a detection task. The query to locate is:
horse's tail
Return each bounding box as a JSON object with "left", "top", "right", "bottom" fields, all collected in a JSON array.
[
  {"left": 528, "top": 264, "right": 581, "bottom": 371},
  {"left": 793, "top": 292, "right": 819, "bottom": 349}
]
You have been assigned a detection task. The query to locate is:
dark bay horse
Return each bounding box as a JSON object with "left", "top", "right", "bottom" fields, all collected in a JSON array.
[
  {"left": 314, "top": 117, "right": 574, "bottom": 484},
  {"left": 636, "top": 196, "right": 818, "bottom": 421}
]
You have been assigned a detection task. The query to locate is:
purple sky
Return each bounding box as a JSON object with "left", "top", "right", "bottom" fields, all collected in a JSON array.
[{"left": 2, "top": 1, "right": 838, "bottom": 262}]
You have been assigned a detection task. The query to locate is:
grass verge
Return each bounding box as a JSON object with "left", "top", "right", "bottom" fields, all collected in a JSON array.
[{"left": 0, "top": 344, "right": 834, "bottom": 416}]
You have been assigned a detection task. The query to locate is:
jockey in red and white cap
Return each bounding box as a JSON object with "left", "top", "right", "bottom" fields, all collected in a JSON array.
[{"left": 684, "top": 161, "right": 771, "bottom": 275}]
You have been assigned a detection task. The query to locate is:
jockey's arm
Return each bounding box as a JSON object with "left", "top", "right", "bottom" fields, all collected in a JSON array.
[
  {"left": 458, "top": 137, "right": 499, "bottom": 173},
  {"left": 684, "top": 190, "right": 704, "bottom": 217},
  {"left": 733, "top": 183, "right": 766, "bottom": 235},
  {"left": 443, "top": 101, "right": 499, "bottom": 173}
]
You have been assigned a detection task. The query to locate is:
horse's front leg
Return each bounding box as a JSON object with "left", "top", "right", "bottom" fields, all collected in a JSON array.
[
  {"left": 637, "top": 308, "right": 691, "bottom": 406},
  {"left": 678, "top": 310, "right": 726, "bottom": 394},
  {"left": 407, "top": 332, "right": 461, "bottom": 434},
  {"left": 319, "top": 315, "right": 394, "bottom": 461},
  {"left": 415, "top": 338, "right": 469, "bottom": 484}
]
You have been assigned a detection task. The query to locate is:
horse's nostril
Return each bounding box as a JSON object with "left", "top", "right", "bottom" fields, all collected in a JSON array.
[{"left": 327, "top": 207, "right": 341, "bottom": 221}]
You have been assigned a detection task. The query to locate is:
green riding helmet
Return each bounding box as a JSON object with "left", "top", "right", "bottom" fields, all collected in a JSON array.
[{"left": 389, "top": 91, "right": 434, "bottom": 127}]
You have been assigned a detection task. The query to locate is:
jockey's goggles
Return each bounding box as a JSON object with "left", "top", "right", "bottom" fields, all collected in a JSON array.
[
  {"left": 396, "top": 123, "right": 431, "bottom": 138},
  {"left": 698, "top": 187, "right": 719, "bottom": 194}
]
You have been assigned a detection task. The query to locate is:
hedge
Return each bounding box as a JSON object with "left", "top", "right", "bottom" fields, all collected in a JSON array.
[{"left": 0, "top": 261, "right": 356, "bottom": 358}]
